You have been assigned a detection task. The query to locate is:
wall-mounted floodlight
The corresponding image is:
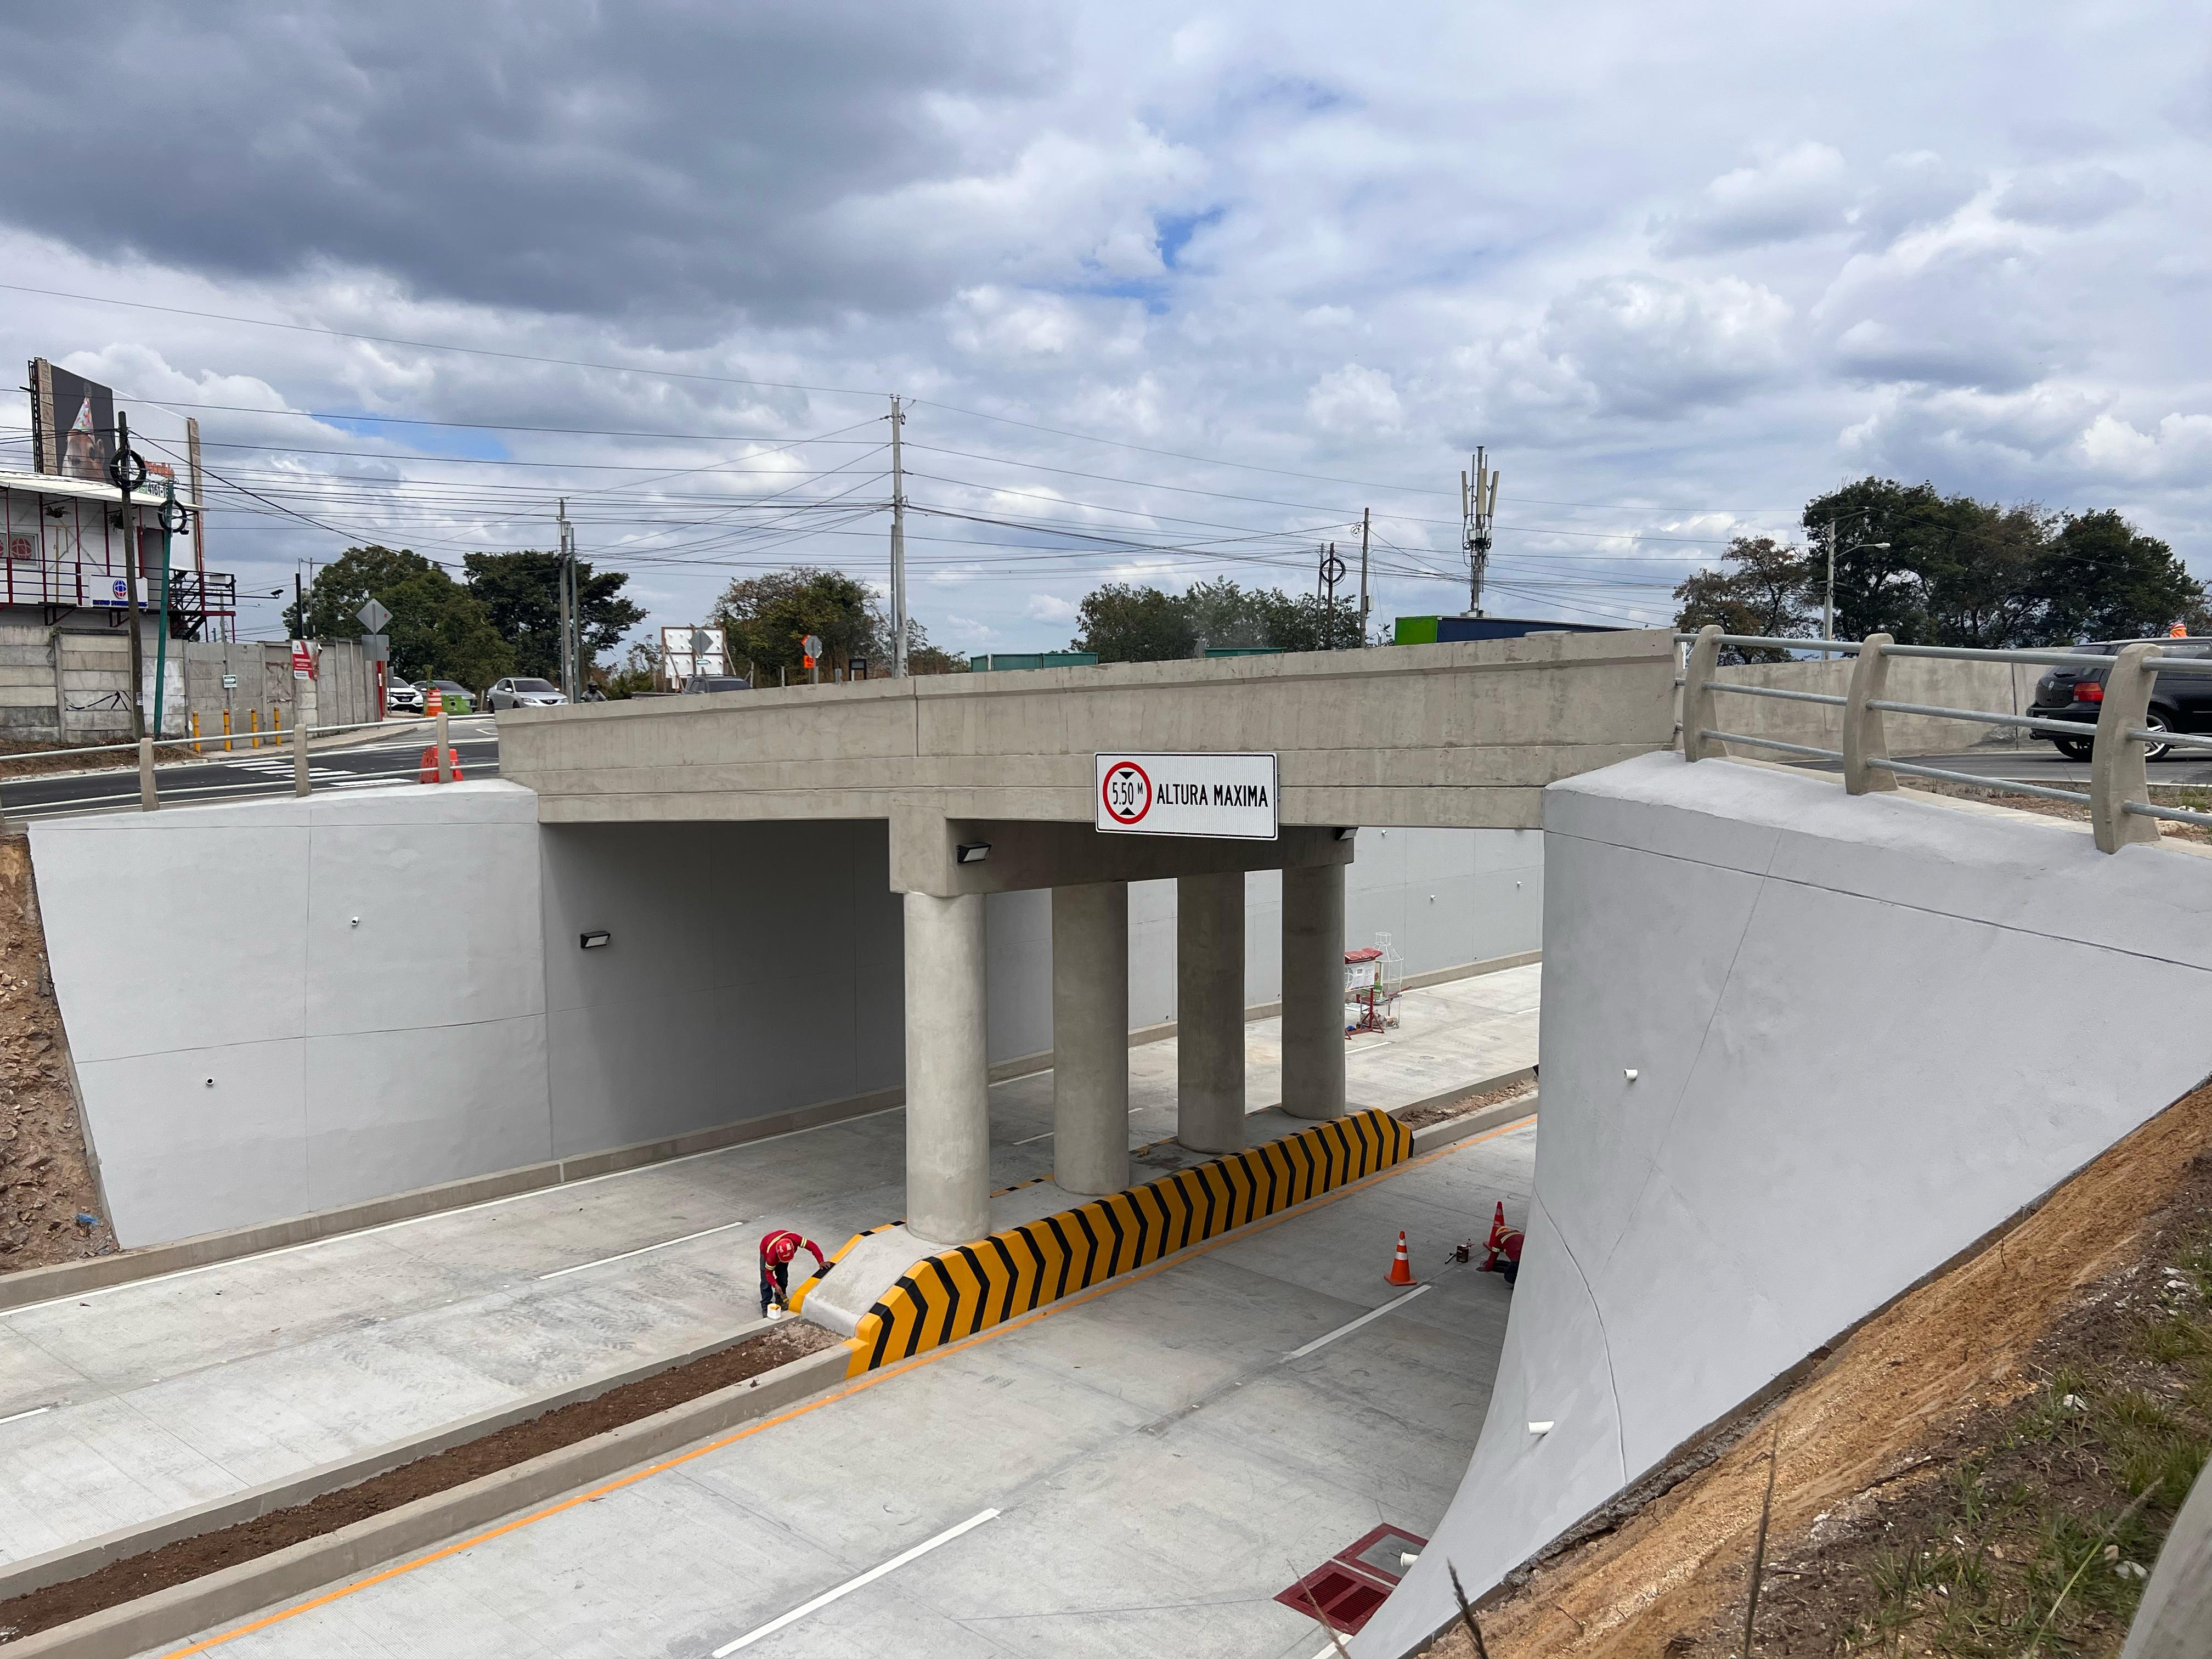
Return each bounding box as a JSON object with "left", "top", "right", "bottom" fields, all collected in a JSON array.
[
  {"left": 580, "top": 930, "right": 612, "bottom": 949},
  {"left": 955, "top": 843, "right": 991, "bottom": 865}
]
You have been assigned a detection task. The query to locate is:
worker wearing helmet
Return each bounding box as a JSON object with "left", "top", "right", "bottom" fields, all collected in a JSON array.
[{"left": 758, "top": 1228, "right": 827, "bottom": 1316}]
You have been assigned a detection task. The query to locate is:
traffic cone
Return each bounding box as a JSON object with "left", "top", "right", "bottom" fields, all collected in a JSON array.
[{"left": 1386, "top": 1230, "right": 1417, "bottom": 1287}]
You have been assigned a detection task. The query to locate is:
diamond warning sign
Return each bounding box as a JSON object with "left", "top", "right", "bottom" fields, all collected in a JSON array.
[{"left": 1094, "top": 752, "right": 1278, "bottom": 841}]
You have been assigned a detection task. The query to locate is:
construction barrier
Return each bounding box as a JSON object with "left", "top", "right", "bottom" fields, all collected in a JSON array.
[{"left": 815, "top": 1107, "right": 1412, "bottom": 1377}]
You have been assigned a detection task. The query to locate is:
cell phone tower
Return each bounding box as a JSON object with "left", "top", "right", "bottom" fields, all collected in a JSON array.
[{"left": 1462, "top": 446, "right": 1500, "bottom": 616}]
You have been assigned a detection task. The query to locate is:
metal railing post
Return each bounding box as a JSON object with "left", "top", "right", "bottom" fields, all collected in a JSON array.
[
  {"left": 1681, "top": 625, "right": 1728, "bottom": 761},
  {"left": 138, "top": 737, "right": 157, "bottom": 811},
  {"left": 2091, "top": 642, "right": 2162, "bottom": 853},
  {"left": 292, "top": 707, "right": 311, "bottom": 798},
  {"left": 435, "top": 705, "right": 452, "bottom": 784},
  {"left": 1842, "top": 633, "right": 1896, "bottom": 795}
]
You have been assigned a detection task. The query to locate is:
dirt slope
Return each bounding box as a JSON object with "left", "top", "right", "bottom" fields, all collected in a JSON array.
[
  {"left": 0, "top": 835, "right": 107, "bottom": 1269},
  {"left": 1419, "top": 1078, "right": 2212, "bottom": 1659}
]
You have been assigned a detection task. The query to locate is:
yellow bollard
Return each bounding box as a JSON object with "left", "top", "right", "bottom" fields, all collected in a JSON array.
[
  {"left": 222, "top": 709, "right": 232, "bottom": 753},
  {"left": 249, "top": 707, "right": 260, "bottom": 748},
  {"left": 190, "top": 711, "right": 201, "bottom": 754}
]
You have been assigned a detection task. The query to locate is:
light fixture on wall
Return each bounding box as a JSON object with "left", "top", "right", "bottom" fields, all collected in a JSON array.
[
  {"left": 579, "top": 930, "right": 612, "bottom": 949},
  {"left": 955, "top": 842, "right": 991, "bottom": 864}
]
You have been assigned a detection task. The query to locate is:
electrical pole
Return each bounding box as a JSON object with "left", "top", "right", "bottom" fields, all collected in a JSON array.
[
  {"left": 1823, "top": 515, "right": 1837, "bottom": 647},
  {"left": 890, "top": 395, "right": 908, "bottom": 678},
  {"left": 1358, "top": 507, "right": 1370, "bottom": 643},
  {"left": 1463, "top": 446, "right": 1500, "bottom": 617},
  {"left": 116, "top": 411, "right": 145, "bottom": 740},
  {"left": 557, "top": 499, "right": 574, "bottom": 700}
]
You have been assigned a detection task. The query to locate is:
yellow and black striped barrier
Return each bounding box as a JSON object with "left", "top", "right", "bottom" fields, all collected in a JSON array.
[{"left": 819, "top": 1107, "right": 1411, "bottom": 1378}]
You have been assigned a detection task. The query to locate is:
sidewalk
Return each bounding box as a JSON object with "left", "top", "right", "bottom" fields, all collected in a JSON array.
[{"left": 0, "top": 965, "right": 1536, "bottom": 1571}]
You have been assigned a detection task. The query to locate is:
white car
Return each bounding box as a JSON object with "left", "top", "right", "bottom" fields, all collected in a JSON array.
[
  {"left": 385, "top": 679, "right": 425, "bottom": 715},
  {"left": 484, "top": 676, "right": 568, "bottom": 712}
]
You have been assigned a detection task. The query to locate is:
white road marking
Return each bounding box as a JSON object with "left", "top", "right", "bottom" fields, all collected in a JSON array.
[
  {"left": 1012, "top": 1130, "right": 1053, "bottom": 1145},
  {"left": 1283, "top": 1284, "right": 1430, "bottom": 1361},
  {"left": 537, "top": 1217, "right": 755, "bottom": 1279},
  {"left": 0, "top": 1404, "right": 52, "bottom": 1425},
  {"left": 710, "top": 1508, "right": 1001, "bottom": 1654}
]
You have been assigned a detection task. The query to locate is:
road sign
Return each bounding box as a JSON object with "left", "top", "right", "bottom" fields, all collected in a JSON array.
[
  {"left": 290, "top": 640, "right": 315, "bottom": 680},
  {"left": 802, "top": 634, "right": 823, "bottom": 659},
  {"left": 221, "top": 673, "right": 236, "bottom": 691},
  {"left": 1094, "top": 752, "right": 1278, "bottom": 840},
  {"left": 359, "top": 632, "right": 390, "bottom": 663},
  {"left": 356, "top": 598, "right": 392, "bottom": 633}
]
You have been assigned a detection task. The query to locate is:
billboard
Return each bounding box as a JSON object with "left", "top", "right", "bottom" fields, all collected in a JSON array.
[
  {"left": 31, "top": 358, "right": 117, "bottom": 483},
  {"left": 660, "top": 624, "right": 727, "bottom": 687}
]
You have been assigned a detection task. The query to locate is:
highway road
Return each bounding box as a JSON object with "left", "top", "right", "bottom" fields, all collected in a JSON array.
[
  {"left": 1797, "top": 743, "right": 2212, "bottom": 789},
  {"left": 0, "top": 716, "right": 501, "bottom": 822}
]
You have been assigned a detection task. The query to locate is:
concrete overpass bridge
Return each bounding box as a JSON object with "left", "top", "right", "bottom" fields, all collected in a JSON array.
[{"left": 499, "top": 632, "right": 1675, "bottom": 1248}]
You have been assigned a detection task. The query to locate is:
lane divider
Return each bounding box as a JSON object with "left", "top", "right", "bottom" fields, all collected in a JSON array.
[{"left": 803, "top": 1108, "right": 1414, "bottom": 1378}]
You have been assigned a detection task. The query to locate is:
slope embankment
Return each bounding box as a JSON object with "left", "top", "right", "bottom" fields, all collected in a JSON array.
[{"left": 1357, "top": 753, "right": 2212, "bottom": 1656}]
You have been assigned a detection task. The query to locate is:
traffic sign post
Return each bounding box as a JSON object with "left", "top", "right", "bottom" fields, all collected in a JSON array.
[
  {"left": 802, "top": 634, "right": 823, "bottom": 685},
  {"left": 356, "top": 598, "right": 391, "bottom": 634},
  {"left": 1094, "top": 752, "right": 1279, "bottom": 840}
]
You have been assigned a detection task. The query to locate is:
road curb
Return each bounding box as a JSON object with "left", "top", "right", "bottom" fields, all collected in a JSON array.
[
  {"left": 1410, "top": 1092, "right": 1539, "bottom": 1155},
  {"left": 1, "top": 1344, "right": 849, "bottom": 1659}
]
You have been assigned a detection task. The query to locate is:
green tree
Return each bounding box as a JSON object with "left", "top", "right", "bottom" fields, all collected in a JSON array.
[
  {"left": 1071, "top": 583, "right": 1197, "bottom": 662},
  {"left": 714, "top": 567, "right": 887, "bottom": 680},
  {"left": 1672, "top": 536, "right": 1818, "bottom": 662},
  {"left": 463, "top": 551, "right": 645, "bottom": 681},
  {"left": 1069, "top": 578, "right": 1364, "bottom": 661},
  {"left": 286, "top": 545, "right": 513, "bottom": 689},
  {"left": 2035, "top": 511, "right": 2209, "bottom": 642}
]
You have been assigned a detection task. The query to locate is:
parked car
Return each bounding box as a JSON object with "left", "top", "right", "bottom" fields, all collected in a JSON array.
[
  {"left": 484, "top": 676, "right": 568, "bottom": 712},
  {"left": 385, "top": 679, "right": 425, "bottom": 715},
  {"left": 2027, "top": 637, "right": 2212, "bottom": 761},
  {"left": 687, "top": 675, "right": 751, "bottom": 693},
  {"left": 420, "top": 679, "right": 476, "bottom": 715}
]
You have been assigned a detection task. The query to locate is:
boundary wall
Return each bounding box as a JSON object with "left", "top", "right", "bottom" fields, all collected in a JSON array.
[
  {"left": 1357, "top": 752, "right": 2212, "bottom": 1656},
  {"left": 26, "top": 784, "right": 1538, "bottom": 1249}
]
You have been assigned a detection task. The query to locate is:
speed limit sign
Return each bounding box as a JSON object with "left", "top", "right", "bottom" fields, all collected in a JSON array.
[{"left": 1093, "top": 752, "right": 1278, "bottom": 840}]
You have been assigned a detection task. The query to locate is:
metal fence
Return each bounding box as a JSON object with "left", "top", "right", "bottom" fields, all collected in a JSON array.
[{"left": 1677, "top": 627, "right": 2212, "bottom": 852}]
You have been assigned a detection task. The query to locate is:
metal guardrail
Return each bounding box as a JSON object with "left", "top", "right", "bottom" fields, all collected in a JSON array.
[{"left": 1676, "top": 628, "right": 2212, "bottom": 853}]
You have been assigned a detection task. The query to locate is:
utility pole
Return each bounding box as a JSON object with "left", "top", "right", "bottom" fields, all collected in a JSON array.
[
  {"left": 116, "top": 411, "right": 145, "bottom": 740},
  {"left": 1318, "top": 541, "right": 1347, "bottom": 650},
  {"left": 1462, "top": 446, "right": 1500, "bottom": 617},
  {"left": 889, "top": 395, "right": 908, "bottom": 678},
  {"left": 185, "top": 417, "right": 206, "bottom": 577},
  {"left": 557, "top": 498, "right": 575, "bottom": 700},
  {"left": 1823, "top": 515, "right": 1838, "bottom": 647},
  {"left": 1358, "top": 507, "right": 1371, "bottom": 643}
]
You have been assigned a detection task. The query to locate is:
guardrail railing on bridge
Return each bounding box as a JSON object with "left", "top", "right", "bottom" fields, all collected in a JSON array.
[{"left": 1677, "top": 627, "right": 2212, "bottom": 853}]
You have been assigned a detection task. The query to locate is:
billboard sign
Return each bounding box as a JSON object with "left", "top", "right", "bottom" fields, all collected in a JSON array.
[
  {"left": 1094, "top": 752, "right": 1279, "bottom": 840},
  {"left": 661, "top": 624, "right": 727, "bottom": 686},
  {"left": 31, "top": 359, "right": 117, "bottom": 483}
]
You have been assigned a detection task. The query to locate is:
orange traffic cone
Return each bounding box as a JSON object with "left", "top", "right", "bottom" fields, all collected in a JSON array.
[{"left": 1386, "top": 1230, "right": 1417, "bottom": 1287}]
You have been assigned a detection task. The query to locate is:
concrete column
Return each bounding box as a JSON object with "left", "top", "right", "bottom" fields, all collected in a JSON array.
[
  {"left": 1052, "top": 881, "right": 1130, "bottom": 1196},
  {"left": 1176, "top": 872, "right": 1245, "bottom": 1153},
  {"left": 1280, "top": 862, "right": 1346, "bottom": 1120},
  {"left": 904, "top": 891, "right": 991, "bottom": 1244}
]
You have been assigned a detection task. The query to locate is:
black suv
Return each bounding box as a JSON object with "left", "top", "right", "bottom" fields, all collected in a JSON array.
[{"left": 2027, "top": 638, "right": 2212, "bottom": 761}]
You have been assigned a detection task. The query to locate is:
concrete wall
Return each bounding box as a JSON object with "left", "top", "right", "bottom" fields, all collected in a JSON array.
[
  {"left": 1694, "top": 654, "right": 2044, "bottom": 755},
  {"left": 31, "top": 792, "right": 1540, "bottom": 1248},
  {"left": 1357, "top": 753, "right": 2212, "bottom": 1657}
]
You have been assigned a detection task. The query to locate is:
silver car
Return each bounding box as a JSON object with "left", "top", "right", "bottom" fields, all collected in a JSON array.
[{"left": 484, "top": 676, "right": 568, "bottom": 712}]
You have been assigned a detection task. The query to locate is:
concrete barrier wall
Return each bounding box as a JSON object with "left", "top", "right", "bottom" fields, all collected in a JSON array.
[
  {"left": 30, "top": 792, "right": 1542, "bottom": 1249},
  {"left": 1356, "top": 753, "right": 2212, "bottom": 1656},
  {"left": 1694, "top": 654, "right": 2045, "bottom": 754}
]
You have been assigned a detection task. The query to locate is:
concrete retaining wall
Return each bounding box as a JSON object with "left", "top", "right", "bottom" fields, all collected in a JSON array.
[
  {"left": 1696, "top": 654, "right": 2044, "bottom": 754},
  {"left": 0, "top": 628, "right": 379, "bottom": 746},
  {"left": 1356, "top": 753, "right": 2212, "bottom": 1656},
  {"left": 29, "top": 788, "right": 1541, "bottom": 1249}
]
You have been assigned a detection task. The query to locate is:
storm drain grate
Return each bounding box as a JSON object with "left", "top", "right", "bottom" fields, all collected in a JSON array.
[{"left": 1275, "top": 1524, "right": 1429, "bottom": 1635}]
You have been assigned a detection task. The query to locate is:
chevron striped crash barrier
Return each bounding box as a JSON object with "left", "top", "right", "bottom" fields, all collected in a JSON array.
[{"left": 810, "top": 1107, "right": 1412, "bottom": 1377}]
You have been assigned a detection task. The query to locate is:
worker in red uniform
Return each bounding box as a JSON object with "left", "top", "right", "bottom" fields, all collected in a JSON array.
[
  {"left": 758, "top": 1228, "right": 827, "bottom": 1316},
  {"left": 1479, "top": 1201, "right": 1523, "bottom": 1286}
]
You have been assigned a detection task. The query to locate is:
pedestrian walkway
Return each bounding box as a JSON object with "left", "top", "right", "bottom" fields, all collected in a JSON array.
[
  {"left": 0, "top": 965, "right": 1536, "bottom": 1572},
  {"left": 137, "top": 1116, "right": 1538, "bottom": 1659}
]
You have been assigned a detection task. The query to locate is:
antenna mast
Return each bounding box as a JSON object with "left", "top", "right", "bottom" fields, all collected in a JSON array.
[{"left": 1462, "top": 445, "right": 1500, "bottom": 616}]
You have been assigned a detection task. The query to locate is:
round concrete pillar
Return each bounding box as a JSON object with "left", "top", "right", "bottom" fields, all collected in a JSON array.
[
  {"left": 1176, "top": 871, "right": 1245, "bottom": 1153},
  {"left": 1280, "top": 862, "right": 1346, "bottom": 1120},
  {"left": 1052, "top": 882, "right": 1130, "bottom": 1195},
  {"left": 904, "top": 890, "right": 991, "bottom": 1244}
]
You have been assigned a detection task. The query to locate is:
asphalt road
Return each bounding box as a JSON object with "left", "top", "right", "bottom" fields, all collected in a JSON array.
[
  {"left": 0, "top": 716, "right": 502, "bottom": 822},
  {"left": 1798, "top": 743, "right": 2212, "bottom": 788}
]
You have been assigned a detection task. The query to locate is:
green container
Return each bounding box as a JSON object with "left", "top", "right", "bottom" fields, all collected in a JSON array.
[
  {"left": 973, "top": 651, "right": 1099, "bottom": 672},
  {"left": 1393, "top": 616, "right": 1441, "bottom": 645}
]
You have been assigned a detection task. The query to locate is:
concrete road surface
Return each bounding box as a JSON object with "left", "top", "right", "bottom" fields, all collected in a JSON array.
[{"left": 0, "top": 717, "right": 500, "bottom": 822}]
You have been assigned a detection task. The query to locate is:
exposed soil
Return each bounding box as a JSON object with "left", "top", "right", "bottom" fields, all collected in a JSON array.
[
  {"left": 0, "top": 1318, "right": 836, "bottom": 1644},
  {"left": 1898, "top": 776, "right": 2212, "bottom": 845},
  {"left": 1417, "top": 1078, "right": 2212, "bottom": 1659},
  {"left": 0, "top": 737, "right": 140, "bottom": 781},
  {"left": 0, "top": 837, "right": 104, "bottom": 1271},
  {"left": 1399, "top": 1077, "right": 1538, "bottom": 1131}
]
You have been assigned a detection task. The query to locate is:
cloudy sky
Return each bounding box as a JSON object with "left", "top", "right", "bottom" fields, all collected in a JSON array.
[{"left": 0, "top": 1, "right": 2200, "bottom": 654}]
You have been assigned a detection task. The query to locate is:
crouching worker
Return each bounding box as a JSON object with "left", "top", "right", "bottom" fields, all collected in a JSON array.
[
  {"left": 1480, "top": 1201, "right": 1523, "bottom": 1286},
  {"left": 758, "top": 1228, "right": 827, "bottom": 1316}
]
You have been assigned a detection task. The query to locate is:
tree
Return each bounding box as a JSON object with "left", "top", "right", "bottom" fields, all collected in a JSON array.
[
  {"left": 1672, "top": 537, "right": 1816, "bottom": 662},
  {"left": 602, "top": 639, "right": 660, "bottom": 699},
  {"left": 2035, "top": 511, "right": 2209, "bottom": 642},
  {"left": 1069, "top": 578, "right": 1365, "bottom": 661},
  {"left": 1071, "top": 583, "right": 1197, "bottom": 662},
  {"left": 463, "top": 551, "right": 645, "bottom": 682},
  {"left": 286, "top": 545, "right": 513, "bottom": 689},
  {"left": 714, "top": 567, "right": 887, "bottom": 680}
]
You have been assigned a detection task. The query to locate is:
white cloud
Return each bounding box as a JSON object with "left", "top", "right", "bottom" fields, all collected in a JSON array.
[
  {"left": 1025, "top": 592, "right": 1079, "bottom": 622},
  {"left": 1304, "top": 363, "right": 1403, "bottom": 434},
  {"left": 1538, "top": 275, "right": 1793, "bottom": 417},
  {"left": 1994, "top": 165, "right": 2142, "bottom": 228},
  {"left": 1652, "top": 142, "right": 1850, "bottom": 256}
]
